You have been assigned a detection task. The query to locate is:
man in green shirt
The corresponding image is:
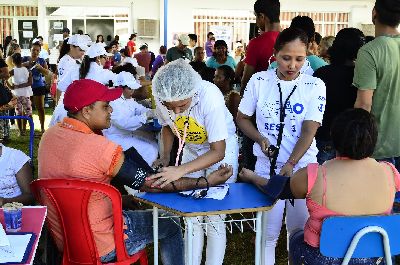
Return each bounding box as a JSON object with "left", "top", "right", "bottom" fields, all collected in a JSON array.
[
  {"left": 165, "top": 34, "right": 193, "bottom": 63},
  {"left": 353, "top": 0, "right": 400, "bottom": 169}
]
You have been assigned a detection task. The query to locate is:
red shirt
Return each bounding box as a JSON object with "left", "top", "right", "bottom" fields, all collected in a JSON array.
[
  {"left": 244, "top": 31, "right": 280, "bottom": 72},
  {"left": 127, "top": 40, "right": 136, "bottom": 56}
]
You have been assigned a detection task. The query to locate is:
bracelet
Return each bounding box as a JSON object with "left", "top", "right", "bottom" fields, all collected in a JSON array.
[{"left": 286, "top": 158, "right": 297, "bottom": 167}]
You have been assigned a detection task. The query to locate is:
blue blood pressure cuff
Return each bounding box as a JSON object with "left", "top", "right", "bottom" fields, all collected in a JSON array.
[
  {"left": 114, "top": 147, "right": 156, "bottom": 190},
  {"left": 263, "top": 175, "right": 295, "bottom": 206}
]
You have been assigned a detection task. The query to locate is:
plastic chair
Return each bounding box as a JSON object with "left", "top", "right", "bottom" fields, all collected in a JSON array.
[
  {"left": 320, "top": 215, "right": 400, "bottom": 265},
  {"left": 30, "top": 178, "right": 148, "bottom": 265}
]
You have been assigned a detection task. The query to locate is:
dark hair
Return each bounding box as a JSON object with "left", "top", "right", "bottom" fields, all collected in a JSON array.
[
  {"left": 188, "top": 34, "right": 198, "bottom": 43},
  {"left": 207, "top": 32, "right": 214, "bottom": 38},
  {"left": 37, "top": 36, "right": 43, "bottom": 41},
  {"left": 254, "top": 0, "right": 281, "bottom": 23},
  {"left": 11, "top": 52, "right": 22, "bottom": 65},
  {"left": 274, "top": 27, "right": 308, "bottom": 52},
  {"left": 106, "top": 35, "right": 112, "bottom": 42},
  {"left": 374, "top": 0, "right": 400, "bottom": 27},
  {"left": 217, "top": 65, "right": 235, "bottom": 87},
  {"left": 0, "top": 58, "right": 7, "bottom": 68},
  {"left": 365, "top": 36, "right": 375, "bottom": 43},
  {"left": 331, "top": 108, "right": 377, "bottom": 160},
  {"left": 120, "top": 48, "right": 129, "bottom": 57},
  {"left": 112, "top": 63, "right": 137, "bottom": 76},
  {"left": 290, "top": 16, "right": 315, "bottom": 43},
  {"left": 328, "top": 28, "right": 365, "bottom": 65},
  {"left": 159, "top": 45, "right": 167, "bottom": 54},
  {"left": 77, "top": 30, "right": 84, "bottom": 35},
  {"left": 314, "top": 32, "right": 322, "bottom": 44},
  {"left": 105, "top": 46, "right": 112, "bottom": 53},
  {"left": 194, "top": 46, "right": 204, "bottom": 54},
  {"left": 129, "top": 34, "right": 137, "bottom": 40},
  {"left": 58, "top": 39, "right": 70, "bottom": 62},
  {"left": 79, "top": 55, "right": 96, "bottom": 79},
  {"left": 3, "top": 36, "right": 13, "bottom": 54},
  {"left": 31, "top": 41, "right": 41, "bottom": 49},
  {"left": 213, "top": 40, "right": 228, "bottom": 57},
  {"left": 96, "top": 35, "right": 104, "bottom": 43},
  {"left": 114, "top": 35, "right": 120, "bottom": 41},
  {"left": 139, "top": 44, "right": 148, "bottom": 50}
]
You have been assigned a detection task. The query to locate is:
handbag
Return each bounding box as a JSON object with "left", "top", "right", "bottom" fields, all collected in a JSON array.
[{"left": 0, "top": 83, "right": 13, "bottom": 106}]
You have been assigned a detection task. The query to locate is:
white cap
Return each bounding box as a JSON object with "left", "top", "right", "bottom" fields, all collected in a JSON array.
[
  {"left": 234, "top": 42, "right": 243, "bottom": 50},
  {"left": 32, "top": 38, "right": 41, "bottom": 45},
  {"left": 123, "top": 57, "right": 139, "bottom": 67},
  {"left": 85, "top": 43, "right": 112, "bottom": 58},
  {"left": 67, "top": 34, "right": 90, "bottom": 51},
  {"left": 178, "top": 34, "right": 190, "bottom": 46},
  {"left": 114, "top": 71, "right": 141, "bottom": 90}
]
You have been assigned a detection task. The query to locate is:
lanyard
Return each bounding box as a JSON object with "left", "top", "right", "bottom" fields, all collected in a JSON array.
[
  {"left": 166, "top": 99, "right": 199, "bottom": 166},
  {"left": 269, "top": 80, "right": 298, "bottom": 176},
  {"left": 172, "top": 122, "right": 188, "bottom": 166}
]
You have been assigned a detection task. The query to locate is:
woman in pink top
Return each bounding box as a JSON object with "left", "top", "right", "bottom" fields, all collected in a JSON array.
[{"left": 240, "top": 108, "right": 400, "bottom": 264}]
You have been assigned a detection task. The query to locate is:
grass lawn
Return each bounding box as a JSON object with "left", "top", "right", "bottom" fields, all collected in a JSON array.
[{"left": 4, "top": 108, "right": 291, "bottom": 265}]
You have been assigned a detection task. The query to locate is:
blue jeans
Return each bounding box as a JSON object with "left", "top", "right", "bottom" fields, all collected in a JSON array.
[
  {"left": 101, "top": 210, "right": 184, "bottom": 265},
  {"left": 316, "top": 140, "right": 336, "bottom": 165},
  {"left": 289, "top": 230, "right": 384, "bottom": 264}
]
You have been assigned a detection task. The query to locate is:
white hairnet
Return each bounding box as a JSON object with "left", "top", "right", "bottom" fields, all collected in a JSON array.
[{"left": 152, "top": 58, "right": 202, "bottom": 102}]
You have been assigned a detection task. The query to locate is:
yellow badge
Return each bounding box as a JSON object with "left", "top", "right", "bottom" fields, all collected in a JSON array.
[{"left": 174, "top": 116, "right": 208, "bottom": 144}]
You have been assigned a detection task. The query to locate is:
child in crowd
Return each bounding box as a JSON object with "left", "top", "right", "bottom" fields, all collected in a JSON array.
[
  {"left": 213, "top": 65, "right": 240, "bottom": 119},
  {"left": 10, "top": 53, "right": 32, "bottom": 136}
]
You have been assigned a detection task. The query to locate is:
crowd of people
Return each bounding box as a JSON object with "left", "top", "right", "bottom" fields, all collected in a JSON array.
[{"left": 1, "top": 0, "right": 400, "bottom": 264}]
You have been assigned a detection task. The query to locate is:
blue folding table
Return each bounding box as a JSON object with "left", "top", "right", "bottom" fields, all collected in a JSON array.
[{"left": 135, "top": 182, "right": 274, "bottom": 265}]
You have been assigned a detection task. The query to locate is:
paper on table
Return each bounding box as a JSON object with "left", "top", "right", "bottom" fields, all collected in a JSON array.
[
  {"left": 180, "top": 184, "right": 230, "bottom": 200},
  {"left": 0, "top": 234, "right": 33, "bottom": 263},
  {"left": 0, "top": 224, "right": 9, "bottom": 247}
]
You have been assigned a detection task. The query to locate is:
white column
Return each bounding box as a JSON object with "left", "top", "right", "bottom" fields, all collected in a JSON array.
[
  {"left": 37, "top": 0, "right": 46, "bottom": 37},
  {"left": 129, "top": 1, "right": 135, "bottom": 34}
]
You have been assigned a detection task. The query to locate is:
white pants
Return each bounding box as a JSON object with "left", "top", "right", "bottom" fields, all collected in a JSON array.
[
  {"left": 181, "top": 135, "right": 239, "bottom": 265},
  {"left": 185, "top": 214, "right": 227, "bottom": 265},
  {"left": 255, "top": 157, "right": 309, "bottom": 265},
  {"left": 49, "top": 92, "right": 67, "bottom": 127}
]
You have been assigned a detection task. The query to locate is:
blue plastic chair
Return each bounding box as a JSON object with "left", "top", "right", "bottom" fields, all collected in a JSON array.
[{"left": 320, "top": 214, "right": 400, "bottom": 265}]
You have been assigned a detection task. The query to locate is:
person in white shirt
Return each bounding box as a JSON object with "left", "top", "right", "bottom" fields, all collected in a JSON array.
[
  {"left": 0, "top": 143, "right": 34, "bottom": 207},
  {"left": 50, "top": 43, "right": 133, "bottom": 127},
  {"left": 50, "top": 35, "right": 91, "bottom": 127},
  {"left": 149, "top": 59, "right": 239, "bottom": 265},
  {"left": 9, "top": 53, "right": 32, "bottom": 136},
  {"left": 103, "top": 72, "right": 158, "bottom": 165},
  {"left": 237, "top": 27, "right": 326, "bottom": 265}
]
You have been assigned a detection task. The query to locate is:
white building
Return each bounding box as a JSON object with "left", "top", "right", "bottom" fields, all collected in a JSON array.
[{"left": 1, "top": 0, "right": 376, "bottom": 52}]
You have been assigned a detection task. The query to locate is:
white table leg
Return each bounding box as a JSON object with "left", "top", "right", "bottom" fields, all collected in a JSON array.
[
  {"left": 153, "top": 207, "right": 159, "bottom": 265},
  {"left": 186, "top": 217, "right": 193, "bottom": 265},
  {"left": 255, "top": 211, "right": 263, "bottom": 265}
]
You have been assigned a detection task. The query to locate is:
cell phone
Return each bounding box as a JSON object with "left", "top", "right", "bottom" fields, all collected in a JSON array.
[{"left": 30, "top": 62, "right": 37, "bottom": 71}]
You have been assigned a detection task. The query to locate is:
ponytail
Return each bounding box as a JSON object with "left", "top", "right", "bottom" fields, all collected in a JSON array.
[
  {"left": 79, "top": 55, "right": 95, "bottom": 79},
  {"left": 58, "top": 39, "right": 70, "bottom": 63}
]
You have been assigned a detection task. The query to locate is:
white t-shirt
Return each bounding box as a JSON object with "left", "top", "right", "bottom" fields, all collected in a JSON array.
[
  {"left": 156, "top": 80, "right": 236, "bottom": 156},
  {"left": 239, "top": 69, "right": 326, "bottom": 165},
  {"left": 12, "top": 67, "right": 33, "bottom": 97},
  {"left": 57, "top": 54, "right": 76, "bottom": 84},
  {"left": 0, "top": 144, "right": 30, "bottom": 198}
]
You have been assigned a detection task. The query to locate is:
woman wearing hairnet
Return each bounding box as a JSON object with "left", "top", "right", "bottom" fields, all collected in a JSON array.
[{"left": 150, "top": 59, "right": 238, "bottom": 265}]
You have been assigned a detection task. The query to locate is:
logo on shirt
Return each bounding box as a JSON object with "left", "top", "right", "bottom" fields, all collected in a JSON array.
[{"left": 174, "top": 116, "right": 207, "bottom": 144}]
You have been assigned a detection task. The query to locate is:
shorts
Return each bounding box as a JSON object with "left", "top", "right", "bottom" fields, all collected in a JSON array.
[
  {"left": 32, "top": 86, "right": 47, "bottom": 96},
  {"left": 289, "top": 230, "right": 384, "bottom": 265},
  {"left": 15, "top": 96, "right": 32, "bottom": 116}
]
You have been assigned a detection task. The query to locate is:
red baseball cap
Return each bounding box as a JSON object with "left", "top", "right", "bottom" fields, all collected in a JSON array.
[{"left": 64, "top": 79, "right": 122, "bottom": 113}]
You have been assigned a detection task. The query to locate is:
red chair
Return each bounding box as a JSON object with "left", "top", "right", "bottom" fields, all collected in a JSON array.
[{"left": 30, "top": 178, "right": 148, "bottom": 265}]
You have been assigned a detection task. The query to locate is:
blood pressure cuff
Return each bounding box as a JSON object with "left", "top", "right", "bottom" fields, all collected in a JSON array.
[
  {"left": 263, "top": 175, "right": 295, "bottom": 206},
  {"left": 114, "top": 147, "right": 156, "bottom": 190}
]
